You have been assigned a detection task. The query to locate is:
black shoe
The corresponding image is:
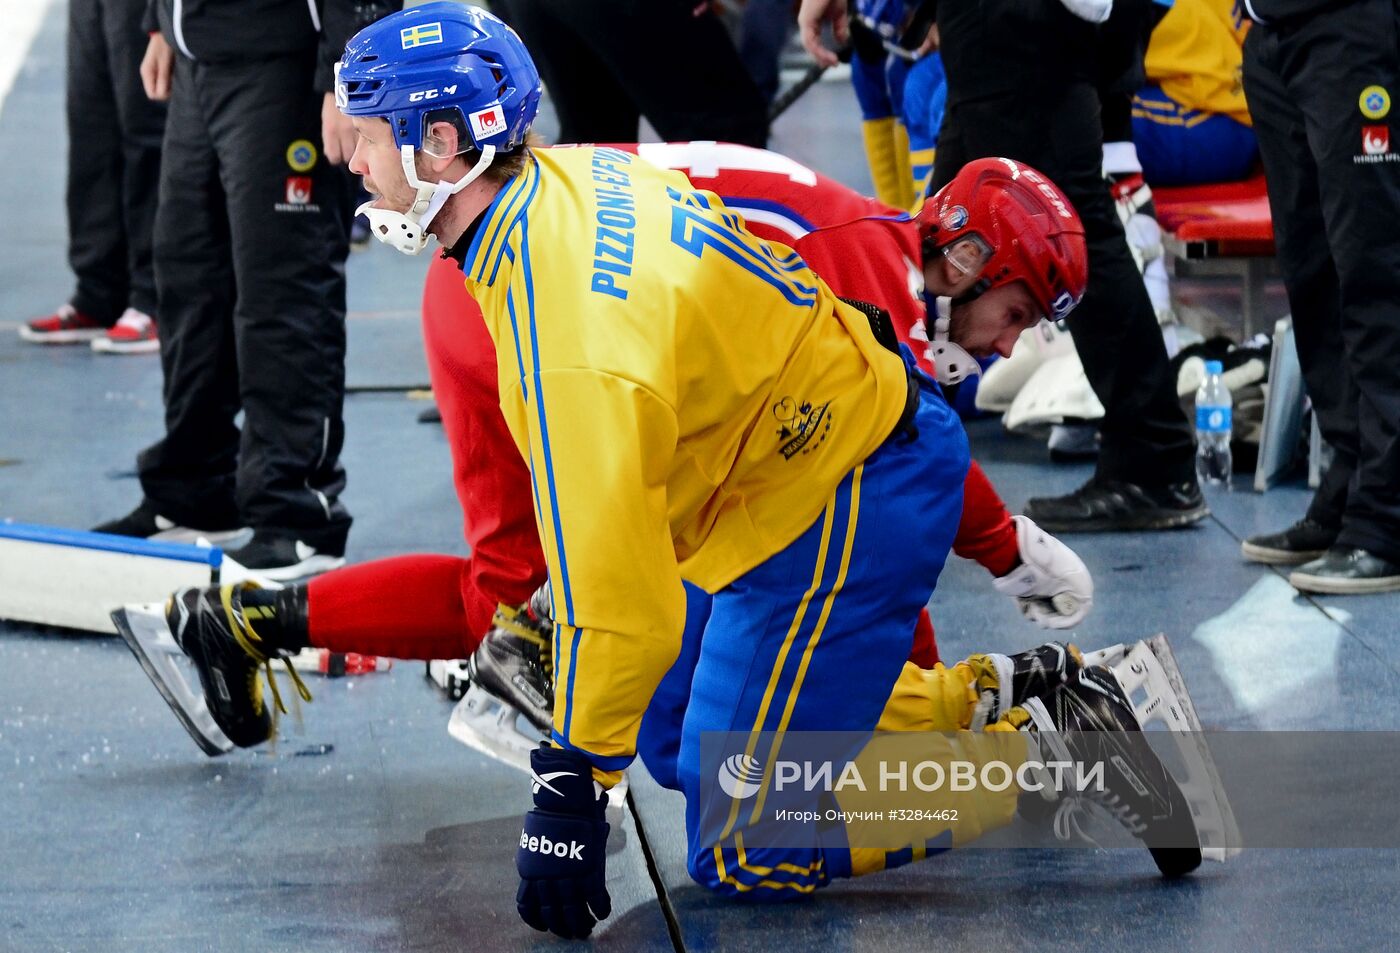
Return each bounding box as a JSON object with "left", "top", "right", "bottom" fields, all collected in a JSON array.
[
  {"left": 1018, "top": 665, "right": 1202, "bottom": 877},
  {"left": 467, "top": 597, "right": 554, "bottom": 733},
  {"left": 226, "top": 532, "right": 345, "bottom": 582},
  {"left": 94, "top": 500, "right": 247, "bottom": 546},
  {"left": 1025, "top": 477, "right": 1208, "bottom": 532},
  {"left": 165, "top": 584, "right": 307, "bottom": 749},
  {"left": 1289, "top": 547, "right": 1400, "bottom": 595},
  {"left": 1241, "top": 518, "right": 1337, "bottom": 565}
]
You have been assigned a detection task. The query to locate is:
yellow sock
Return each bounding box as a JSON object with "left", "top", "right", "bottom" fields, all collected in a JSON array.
[
  {"left": 892, "top": 121, "right": 916, "bottom": 212},
  {"left": 861, "top": 117, "right": 908, "bottom": 211},
  {"left": 909, "top": 147, "right": 936, "bottom": 211}
]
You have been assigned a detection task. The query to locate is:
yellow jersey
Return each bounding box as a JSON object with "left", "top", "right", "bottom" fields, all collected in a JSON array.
[
  {"left": 459, "top": 146, "right": 909, "bottom": 775},
  {"left": 1144, "top": 0, "right": 1252, "bottom": 126}
]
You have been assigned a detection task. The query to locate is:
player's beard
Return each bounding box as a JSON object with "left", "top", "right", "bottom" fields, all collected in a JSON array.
[
  {"left": 360, "top": 174, "right": 415, "bottom": 214},
  {"left": 944, "top": 301, "right": 985, "bottom": 357}
]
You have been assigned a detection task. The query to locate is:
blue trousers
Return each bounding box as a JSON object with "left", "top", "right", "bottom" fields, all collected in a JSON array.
[
  {"left": 637, "top": 363, "right": 969, "bottom": 899},
  {"left": 1132, "top": 85, "right": 1259, "bottom": 186},
  {"left": 850, "top": 49, "right": 946, "bottom": 148}
]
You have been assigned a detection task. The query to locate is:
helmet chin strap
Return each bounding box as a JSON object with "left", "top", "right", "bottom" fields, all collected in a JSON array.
[
  {"left": 357, "top": 143, "right": 497, "bottom": 256},
  {"left": 928, "top": 295, "right": 982, "bottom": 387}
]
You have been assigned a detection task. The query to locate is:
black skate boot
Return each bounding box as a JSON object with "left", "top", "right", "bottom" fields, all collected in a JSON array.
[
  {"left": 449, "top": 587, "right": 554, "bottom": 770},
  {"left": 966, "top": 641, "right": 1084, "bottom": 730},
  {"left": 467, "top": 595, "right": 554, "bottom": 732},
  {"left": 1015, "top": 665, "right": 1202, "bottom": 877},
  {"left": 163, "top": 583, "right": 310, "bottom": 749}
]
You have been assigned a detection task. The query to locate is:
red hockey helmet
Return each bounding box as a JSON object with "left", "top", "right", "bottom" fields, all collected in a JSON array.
[{"left": 916, "top": 158, "right": 1089, "bottom": 323}]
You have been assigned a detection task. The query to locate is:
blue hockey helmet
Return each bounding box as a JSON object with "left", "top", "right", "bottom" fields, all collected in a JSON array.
[
  {"left": 336, "top": 1, "right": 541, "bottom": 153},
  {"left": 334, "top": 2, "right": 542, "bottom": 254}
]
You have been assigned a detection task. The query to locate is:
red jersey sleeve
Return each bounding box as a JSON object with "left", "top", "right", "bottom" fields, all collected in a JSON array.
[{"left": 954, "top": 461, "right": 1020, "bottom": 577}]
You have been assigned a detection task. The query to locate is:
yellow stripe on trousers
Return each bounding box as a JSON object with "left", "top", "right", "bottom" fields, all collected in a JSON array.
[
  {"left": 716, "top": 496, "right": 839, "bottom": 844},
  {"left": 712, "top": 466, "right": 865, "bottom": 894},
  {"left": 713, "top": 831, "right": 823, "bottom": 894},
  {"left": 747, "top": 464, "right": 864, "bottom": 826}
]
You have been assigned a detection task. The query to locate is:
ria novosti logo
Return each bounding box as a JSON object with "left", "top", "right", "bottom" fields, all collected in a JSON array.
[
  {"left": 716, "top": 754, "right": 1106, "bottom": 797},
  {"left": 717, "top": 753, "right": 765, "bottom": 799}
]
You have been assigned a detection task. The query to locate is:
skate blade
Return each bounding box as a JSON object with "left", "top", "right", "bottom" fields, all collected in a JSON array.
[
  {"left": 1090, "top": 635, "right": 1242, "bottom": 862},
  {"left": 446, "top": 686, "right": 629, "bottom": 810},
  {"left": 111, "top": 603, "right": 234, "bottom": 757},
  {"left": 448, "top": 684, "right": 544, "bottom": 775}
]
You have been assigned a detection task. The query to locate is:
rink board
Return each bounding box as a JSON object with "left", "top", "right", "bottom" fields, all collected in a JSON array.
[{"left": 0, "top": 522, "right": 220, "bottom": 634}]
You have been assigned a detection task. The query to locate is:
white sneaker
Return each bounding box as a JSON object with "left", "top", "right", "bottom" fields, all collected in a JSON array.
[{"left": 92, "top": 308, "right": 159, "bottom": 354}]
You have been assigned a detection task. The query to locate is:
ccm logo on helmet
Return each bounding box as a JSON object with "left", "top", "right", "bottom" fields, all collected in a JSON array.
[
  {"left": 408, "top": 84, "right": 459, "bottom": 102},
  {"left": 1036, "top": 181, "right": 1073, "bottom": 219},
  {"left": 1020, "top": 169, "right": 1073, "bottom": 220},
  {"left": 520, "top": 831, "right": 586, "bottom": 861},
  {"left": 994, "top": 159, "right": 1073, "bottom": 219}
]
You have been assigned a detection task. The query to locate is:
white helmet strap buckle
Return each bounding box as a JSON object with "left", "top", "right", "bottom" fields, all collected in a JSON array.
[
  {"left": 929, "top": 295, "right": 982, "bottom": 387},
  {"left": 359, "top": 143, "right": 497, "bottom": 256}
]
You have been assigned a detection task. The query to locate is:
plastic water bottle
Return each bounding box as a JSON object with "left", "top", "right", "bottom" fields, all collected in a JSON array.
[{"left": 1195, "top": 359, "right": 1232, "bottom": 488}]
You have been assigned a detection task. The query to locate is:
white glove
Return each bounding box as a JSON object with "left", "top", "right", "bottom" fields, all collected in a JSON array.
[
  {"left": 1059, "top": 0, "right": 1113, "bottom": 23},
  {"left": 991, "top": 515, "right": 1094, "bottom": 629}
]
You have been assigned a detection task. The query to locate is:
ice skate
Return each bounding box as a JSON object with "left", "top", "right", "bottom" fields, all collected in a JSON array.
[
  {"left": 113, "top": 583, "right": 309, "bottom": 755},
  {"left": 450, "top": 593, "right": 553, "bottom": 770},
  {"left": 967, "top": 640, "right": 1085, "bottom": 730},
  {"left": 1015, "top": 660, "right": 1203, "bottom": 877}
]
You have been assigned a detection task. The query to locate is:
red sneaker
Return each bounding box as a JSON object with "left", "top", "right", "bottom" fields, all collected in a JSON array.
[
  {"left": 18, "top": 304, "right": 106, "bottom": 344},
  {"left": 91, "top": 308, "right": 159, "bottom": 355}
]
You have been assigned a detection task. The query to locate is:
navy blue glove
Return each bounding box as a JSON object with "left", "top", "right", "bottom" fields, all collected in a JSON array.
[{"left": 516, "top": 745, "right": 612, "bottom": 939}]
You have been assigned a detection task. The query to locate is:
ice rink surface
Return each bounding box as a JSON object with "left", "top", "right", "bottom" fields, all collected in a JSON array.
[{"left": 3, "top": 4, "right": 1398, "bottom": 951}]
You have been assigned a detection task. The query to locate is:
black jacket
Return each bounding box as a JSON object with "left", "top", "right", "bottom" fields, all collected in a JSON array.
[
  {"left": 1238, "top": 0, "right": 1357, "bottom": 22},
  {"left": 143, "top": 1, "right": 399, "bottom": 90}
]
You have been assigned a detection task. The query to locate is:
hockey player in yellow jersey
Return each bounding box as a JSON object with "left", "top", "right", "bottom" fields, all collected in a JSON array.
[
  {"left": 1132, "top": 0, "right": 1258, "bottom": 184},
  {"left": 339, "top": 3, "right": 1202, "bottom": 938}
]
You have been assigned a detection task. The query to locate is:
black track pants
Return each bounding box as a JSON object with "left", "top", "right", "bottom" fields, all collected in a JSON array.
[
  {"left": 934, "top": 84, "right": 1196, "bottom": 486},
  {"left": 66, "top": 0, "right": 166, "bottom": 322},
  {"left": 1243, "top": 0, "right": 1400, "bottom": 561},
  {"left": 138, "top": 51, "right": 351, "bottom": 550},
  {"left": 494, "top": 0, "right": 768, "bottom": 147}
]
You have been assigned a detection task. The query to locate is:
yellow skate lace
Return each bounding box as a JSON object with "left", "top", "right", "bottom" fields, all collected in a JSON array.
[
  {"left": 492, "top": 602, "right": 554, "bottom": 680},
  {"left": 220, "top": 583, "right": 312, "bottom": 718}
]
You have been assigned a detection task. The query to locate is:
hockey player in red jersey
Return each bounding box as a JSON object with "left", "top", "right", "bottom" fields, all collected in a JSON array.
[{"left": 119, "top": 141, "right": 1095, "bottom": 767}]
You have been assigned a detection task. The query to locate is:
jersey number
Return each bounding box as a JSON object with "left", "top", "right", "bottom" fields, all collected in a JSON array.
[{"left": 666, "top": 187, "right": 816, "bottom": 308}]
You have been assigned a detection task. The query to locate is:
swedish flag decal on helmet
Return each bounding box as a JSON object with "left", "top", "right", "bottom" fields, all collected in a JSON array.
[{"left": 400, "top": 22, "right": 444, "bottom": 49}]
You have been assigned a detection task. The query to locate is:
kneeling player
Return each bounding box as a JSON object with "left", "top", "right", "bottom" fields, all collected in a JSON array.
[
  {"left": 119, "top": 7, "right": 1200, "bottom": 939},
  {"left": 339, "top": 7, "right": 1196, "bottom": 930}
]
